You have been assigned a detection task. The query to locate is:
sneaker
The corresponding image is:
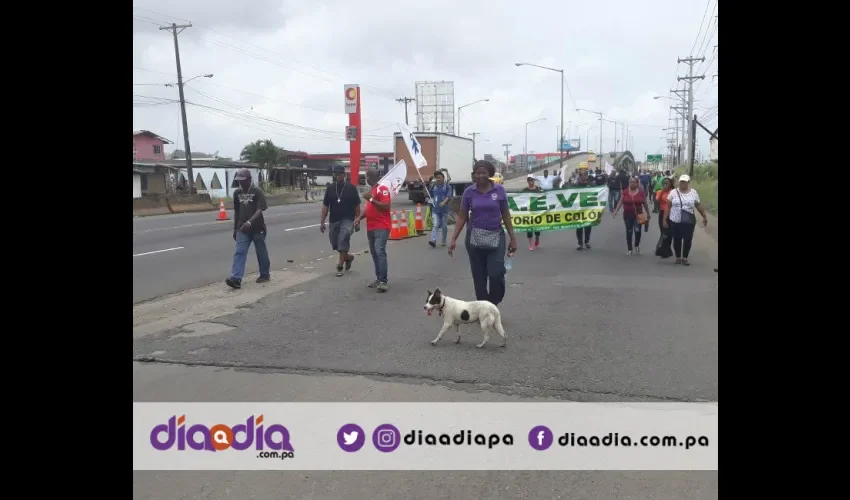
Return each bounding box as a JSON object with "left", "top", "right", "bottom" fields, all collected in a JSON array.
[
  {"left": 584, "top": 242, "right": 591, "bottom": 249},
  {"left": 577, "top": 245, "right": 584, "bottom": 251},
  {"left": 344, "top": 255, "right": 354, "bottom": 271},
  {"left": 529, "top": 243, "right": 535, "bottom": 251},
  {"left": 336, "top": 265, "right": 344, "bottom": 277},
  {"left": 441, "top": 242, "right": 447, "bottom": 247},
  {"left": 225, "top": 277, "right": 242, "bottom": 289},
  {"left": 256, "top": 275, "right": 270, "bottom": 283},
  {"left": 376, "top": 282, "right": 388, "bottom": 292},
  {"left": 428, "top": 241, "right": 436, "bottom": 248},
  {"left": 634, "top": 246, "right": 640, "bottom": 255},
  {"left": 626, "top": 250, "right": 633, "bottom": 256},
  {"left": 534, "top": 241, "right": 540, "bottom": 248},
  {"left": 368, "top": 280, "right": 379, "bottom": 288}
]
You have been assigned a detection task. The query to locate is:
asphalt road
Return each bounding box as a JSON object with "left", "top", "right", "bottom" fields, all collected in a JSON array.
[
  {"left": 132, "top": 199, "right": 423, "bottom": 303},
  {"left": 133, "top": 176, "right": 717, "bottom": 498}
]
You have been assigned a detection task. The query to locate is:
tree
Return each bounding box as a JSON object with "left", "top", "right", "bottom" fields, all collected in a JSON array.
[{"left": 240, "top": 139, "right": 281, "bottom": 187}]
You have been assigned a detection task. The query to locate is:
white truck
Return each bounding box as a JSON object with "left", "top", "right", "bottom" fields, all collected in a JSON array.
[{"left": 393, "top": 132, "right": 475, "bottom": 203}]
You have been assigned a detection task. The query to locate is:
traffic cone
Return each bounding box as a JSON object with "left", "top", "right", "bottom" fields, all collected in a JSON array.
[
  {"left": 216, "top": 201, "right": 229, "bottom": 221},
  {"left": 389, "top": 210, "right": 402, "bottom": 240},
  {"left": 415, "top": 203, "right": 425, "bottom": 233},
  {"left": 399, "top": 209, "right": 410, "bottom": 238}
]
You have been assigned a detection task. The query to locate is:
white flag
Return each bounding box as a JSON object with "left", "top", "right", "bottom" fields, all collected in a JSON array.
[
  {"left": 604, "top": 161, "right": 614, "bottom": 175},
  {"left": 398, "top": 122, "right": 428, "bottom": 169},
  {"left": 377, "top": 160, "right": 408, "bottom": 198}
]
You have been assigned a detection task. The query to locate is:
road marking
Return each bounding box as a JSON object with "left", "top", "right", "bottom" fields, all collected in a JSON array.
[
  {"left": 133, "top": 211, "right": 311, "bottom": 234},
  {"left": 285, "top": 223, "right": 321, "bottom": 232},
  {"left": 134, "top": 247, "right": 185, "bottom": 257}
]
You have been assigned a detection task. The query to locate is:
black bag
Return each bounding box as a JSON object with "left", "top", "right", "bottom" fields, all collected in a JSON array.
[{"left": 655, "top": 232, "right": 673, "bottom": 258}]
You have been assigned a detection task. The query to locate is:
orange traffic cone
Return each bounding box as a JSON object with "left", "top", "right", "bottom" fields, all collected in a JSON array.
[
  {"left": 399, "top": 209, "right": 410, "bottom": 238},
  {"left": 415, "top": 203, "right": 425, "bottom": 233},
  {"left": 389, "top": 210, "right": 402, "bottom": 240},
  {"left": 216, "top": 201, "right": 229, "bottom": 221}
]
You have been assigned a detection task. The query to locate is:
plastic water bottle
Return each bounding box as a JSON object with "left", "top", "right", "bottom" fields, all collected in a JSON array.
[{"left": 505, "top": 256, "right": 513, "bottom": 272}]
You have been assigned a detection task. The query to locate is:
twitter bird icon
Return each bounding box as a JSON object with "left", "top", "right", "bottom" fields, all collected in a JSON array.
[
  {"left": 343, "top": 431, "right": 359, "bottom": 445},
  {"left": 337, "top": 423, "right": 366, "bottom": 452}
]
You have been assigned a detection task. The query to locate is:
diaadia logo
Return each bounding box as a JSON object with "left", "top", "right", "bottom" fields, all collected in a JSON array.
[{"left": 149, "top": 414, "right": 294, "bottom": 458}]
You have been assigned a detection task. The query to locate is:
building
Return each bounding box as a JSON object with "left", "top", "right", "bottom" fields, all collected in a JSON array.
[
  {"left": 293, "top": 152, "right": 395, "bottom": 175},
  {"left": 133, "top": 130, "right": 173, "bottom": 161}
]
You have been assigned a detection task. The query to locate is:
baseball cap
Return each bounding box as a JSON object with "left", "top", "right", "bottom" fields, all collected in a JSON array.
[
  {"left": 678, "top": 174, "right": 691, "bottom": 182},
  {"left": 527, "top": 174, "right": 535, "bottom": 180},
  {"left": 333, "top": 165, "right": 345, "bottom": 173},
  {"left": 234, "top": 168, "right": 251, "bottom": 180}
]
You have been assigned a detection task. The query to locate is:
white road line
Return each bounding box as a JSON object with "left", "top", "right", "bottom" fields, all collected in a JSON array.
[
  {"left": 132, "top": 210, "right": 310, "bottom": 234},
  {"left": 133, "top": 247, "right": 185, "bottom": 257},
  {"left": 285, "top": 223, "right": 321, "bottom": 232}
]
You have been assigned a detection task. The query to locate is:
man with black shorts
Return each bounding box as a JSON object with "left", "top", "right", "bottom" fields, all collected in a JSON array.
[{"left": 320, "top": 165, "right": 361, "bottom": 277}]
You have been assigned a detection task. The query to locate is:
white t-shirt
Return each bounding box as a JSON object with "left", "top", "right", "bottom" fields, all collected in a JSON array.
[
  {"left": 536, "top": 175, "right": 556, "bottom": 190},
  {"left": 668, "top": 188, "right": 700, "bottom": 223}
]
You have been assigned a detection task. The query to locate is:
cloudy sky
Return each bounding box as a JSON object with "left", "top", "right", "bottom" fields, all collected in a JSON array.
[{"left": 133, "top": 0, "right": 718, "bottom": 162}]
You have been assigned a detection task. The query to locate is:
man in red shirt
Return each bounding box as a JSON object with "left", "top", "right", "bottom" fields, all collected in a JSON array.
[{"left": 360, "top": 169, "right": 392, "bottom": 292}]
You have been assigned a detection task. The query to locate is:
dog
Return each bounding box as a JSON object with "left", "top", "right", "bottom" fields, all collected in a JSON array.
[{"left": 424, "top": 288, "right": 506, "bottom": 348}]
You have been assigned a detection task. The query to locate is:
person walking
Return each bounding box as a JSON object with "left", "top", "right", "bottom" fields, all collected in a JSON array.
[
  {"left": 664, "top": 174, "right": 708, "bottom": 266},
  {"left": 651, "top": 171, "right": 665, "bottom": 213},
  {"left": 428, "top": 170, "right": 452, "bottom": 248},
  {"left": 573, "top": 170, "right": 593, "bottom": 250},
  {"left": 225, "top": 168, "right": 270, "bottom": 289},
  {"left": 320, "top": 165, "right": 361, "bottom": 277},
  {"left": 654, "top": 176, "right": 674, "bottom": 259},
  {"left": 613, "top": 176, "right": 651, "bottom": 256},
  {"left": 522, "top": 175, "right": 543, "bottom": 250},
  {"left": 606, "top": 168, "right": 621, "bottom": 213},
  {"left": 448, "top": 160, "right": 518, "bottom": 306},
  {"left": 360, "top": 169, "right": 390, "bottom": 291}
]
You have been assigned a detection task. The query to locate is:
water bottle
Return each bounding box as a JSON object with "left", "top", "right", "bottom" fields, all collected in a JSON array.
[{"left": 505, "top": 256, "right": 513, "bottom": 272}]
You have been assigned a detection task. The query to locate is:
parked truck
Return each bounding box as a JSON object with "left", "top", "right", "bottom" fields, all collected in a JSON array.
[{"left": 393, "top": 132, "right": 474, "bottom": 204}]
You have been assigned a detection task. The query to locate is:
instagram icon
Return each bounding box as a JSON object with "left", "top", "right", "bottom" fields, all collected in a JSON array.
[{"left": 372, "top": 424, "right": 401, "bottom": 452}]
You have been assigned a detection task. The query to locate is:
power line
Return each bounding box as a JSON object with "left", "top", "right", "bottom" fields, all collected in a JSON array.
[
  {"left": 395, "top": 97, "right": 415, "bottom": 125},
  {"left": 690, "top": 0, "right": 714, "bottom": 56}
]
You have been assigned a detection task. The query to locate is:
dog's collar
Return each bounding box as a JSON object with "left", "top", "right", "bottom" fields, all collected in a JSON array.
[{"left": 437, "top": 297, "right": 446, "bottom": 316}]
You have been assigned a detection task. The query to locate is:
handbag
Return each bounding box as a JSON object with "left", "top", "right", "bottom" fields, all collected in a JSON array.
[
  {"left": 469, "top": 227, "right": 502, "bottom": 250},
  {"left": 676, "top": 190, "right": 695, "bottom": 225}
]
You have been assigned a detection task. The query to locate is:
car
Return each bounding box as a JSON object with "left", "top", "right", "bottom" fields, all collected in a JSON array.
[{"left": 588, "top": 152, "right": 597, "bottom": 163}]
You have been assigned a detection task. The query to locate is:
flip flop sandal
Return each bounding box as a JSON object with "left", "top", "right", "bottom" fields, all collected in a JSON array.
[{"left": 344, "top": 256, "right": 354, "bottom": 271}]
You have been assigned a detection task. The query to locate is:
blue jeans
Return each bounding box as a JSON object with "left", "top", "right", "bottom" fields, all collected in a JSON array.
[
  {"left": 430, "top": 211, "right": 449, "bottom": 243},
  {"left": 608, "top": 188, "right": 621, "bottom": 212},
  {"left": 230, "top": 231, "right": 270, "bottom": 281},
  {"left": 465, "top": 229, "right": 506, "bottom": 306},
  {"left": 367, "top": 229, "right": 389, "bottom": 283}
]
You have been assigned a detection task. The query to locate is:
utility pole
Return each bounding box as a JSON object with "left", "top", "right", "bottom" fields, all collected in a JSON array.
[
  {"left": 160, "top": 22, "right": 196, "bottom": 193},
  {"left": 468, "top": 132, "right": 480, "bottom": 161},
  {"left": 677, "top": 57, "right": 705, "bottom": 167},
  {"left": 395, "top": 97, "right": 415, "bottom": 125},
  {"left": 502, "top": 143, "right": 511, "bottom": 166}
]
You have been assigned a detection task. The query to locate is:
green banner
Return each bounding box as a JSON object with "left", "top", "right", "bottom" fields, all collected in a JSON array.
[{"left": 505, "top": 186, "right": 609, "bottom": 231}]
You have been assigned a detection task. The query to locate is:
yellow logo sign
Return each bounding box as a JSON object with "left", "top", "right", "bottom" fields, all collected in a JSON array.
[{"left": 346, "top": 88, "right": 357, "bottom": 101}]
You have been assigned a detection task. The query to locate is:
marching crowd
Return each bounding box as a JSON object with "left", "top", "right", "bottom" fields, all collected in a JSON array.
[{"left": 221, "top": 160, "right": 711, "bottom": 303}]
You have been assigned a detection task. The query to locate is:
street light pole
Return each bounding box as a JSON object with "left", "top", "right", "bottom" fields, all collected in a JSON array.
[
  {"left": 515, "top": 63, "right": 565, "bottom": 173},
  {"left": 457, "top": 99, "right": 489, "bottom": 137},
  {"left": 524, "top": 117, "right": 547, "bottom": 171},
  {"left": 577, "top": 108, "right": 604, "bottom": 156}
]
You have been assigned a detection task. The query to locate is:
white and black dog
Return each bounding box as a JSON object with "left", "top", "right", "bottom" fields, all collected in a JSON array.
[{"left": 424, "top": 289, "right": 506, "bottom": 348}]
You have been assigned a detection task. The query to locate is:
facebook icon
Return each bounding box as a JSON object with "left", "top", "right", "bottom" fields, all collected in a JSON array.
[{"left": 528, "top": 425, "right": 554, "bottom": 451}]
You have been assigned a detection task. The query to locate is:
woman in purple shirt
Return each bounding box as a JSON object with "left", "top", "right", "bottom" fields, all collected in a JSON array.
[{"left": 448, "top": 160, "right": 518, "bottom": 306}]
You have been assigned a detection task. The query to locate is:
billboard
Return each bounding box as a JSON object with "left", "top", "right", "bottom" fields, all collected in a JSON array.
[{"left": 415, "top": 81, "right": 455, "bottom": 134}]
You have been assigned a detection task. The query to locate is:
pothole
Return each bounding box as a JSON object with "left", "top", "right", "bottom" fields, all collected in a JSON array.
[{"left": 170, "top": 322, "right": 236, "bottom": 339}]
